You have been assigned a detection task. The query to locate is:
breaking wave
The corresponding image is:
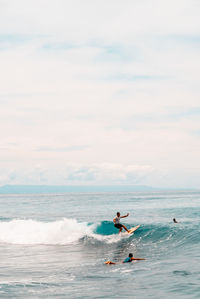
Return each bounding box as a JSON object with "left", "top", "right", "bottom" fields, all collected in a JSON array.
[
  {"left": 0, "top": 218, "right": 126, "bottom": 245},
  {"left": 0, "top": 218, "right": 198, "bottom": 247}
]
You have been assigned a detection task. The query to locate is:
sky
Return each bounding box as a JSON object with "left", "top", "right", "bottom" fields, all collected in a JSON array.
[{"left": 0, "top": 0, "right": 200, "bottom": 188}]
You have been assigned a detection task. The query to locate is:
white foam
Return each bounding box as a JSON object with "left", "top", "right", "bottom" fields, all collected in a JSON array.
[
  {"left": 0, "top": 218, "right": 91, "bottom": 245},
  {"left": 0, "top": 218, "right": 125, "bottom": 245}
]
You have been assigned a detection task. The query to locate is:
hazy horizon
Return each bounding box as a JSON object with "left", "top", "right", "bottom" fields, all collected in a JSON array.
[{"left": 0, "top": 184, "right": 198, "bottom": 194}]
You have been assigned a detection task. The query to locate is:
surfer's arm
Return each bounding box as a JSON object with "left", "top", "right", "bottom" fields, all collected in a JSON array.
[
  {"left": 121, "top": 213, "right": 129, "bottom": 218},
  {"left": 113, "top": 217, "right": 116, "bottom": 223},
  {"left": 131, "top": 258, "right": 145, "bottom": 261}
]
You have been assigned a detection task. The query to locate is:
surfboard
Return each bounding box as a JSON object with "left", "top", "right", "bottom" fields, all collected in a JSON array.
[{"left": 127, "top": 225, "right": 140, "bottom": 234}]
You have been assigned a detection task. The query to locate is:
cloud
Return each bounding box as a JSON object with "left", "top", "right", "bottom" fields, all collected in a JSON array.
[
  {"left": 0, "top": 163, "right": 154, "bottom": 186},
  {"left": 36, "top": 145, "right": 90, "bottom": 152},
  {"left": 66, "top": 163, "right": 153, "bottom": 184},
  {"left": 0, "top": 0, "right": 200, "bottom": 188},
  {"left": 1, "top": 0, "right": 200, "bottom": 38}
]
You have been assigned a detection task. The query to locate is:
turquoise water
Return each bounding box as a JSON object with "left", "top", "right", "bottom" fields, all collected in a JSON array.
[{"left": 0, "top": 191, "right": 199, "bottom": 298}]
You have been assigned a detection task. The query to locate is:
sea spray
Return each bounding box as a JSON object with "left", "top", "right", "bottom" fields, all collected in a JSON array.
[{"left": 0, "top": 218, "right": 90, "bottom": 245}]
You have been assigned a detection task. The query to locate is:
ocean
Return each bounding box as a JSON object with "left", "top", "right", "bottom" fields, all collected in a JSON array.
[{"left": 0, "top": 191, "right": 199, "bottom": 298}]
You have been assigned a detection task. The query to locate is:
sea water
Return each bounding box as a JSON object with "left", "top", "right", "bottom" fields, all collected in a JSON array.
[{"left": 0, "top": 191, "right": 199, "bottom": 298}]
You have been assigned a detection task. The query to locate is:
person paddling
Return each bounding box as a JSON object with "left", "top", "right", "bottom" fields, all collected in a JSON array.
[
  {"left": 105, "top": 253, "right": 145, "bottom": 265},
  {"left": 113, "top": 212, "right": 130, "bottom": 233}
]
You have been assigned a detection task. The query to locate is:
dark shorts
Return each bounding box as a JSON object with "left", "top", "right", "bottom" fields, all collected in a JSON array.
[{"left": 114, "top": 223, "right": 123, "bottom": 229}]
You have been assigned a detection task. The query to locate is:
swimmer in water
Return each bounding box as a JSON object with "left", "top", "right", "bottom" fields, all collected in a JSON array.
[{"left": 105, "top": 253, "right": 145, "bottom": 265}]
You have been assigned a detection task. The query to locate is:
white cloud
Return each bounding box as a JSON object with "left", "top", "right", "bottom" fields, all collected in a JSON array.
[
  {"left": 1, "top": 0, "right": 200, "bottom": 38},
  {"left": 0, "top": 162, "right": 154, "bottom": 186},
  {"left": 65, "top": 163, "right": 153, "bottom": 183}
]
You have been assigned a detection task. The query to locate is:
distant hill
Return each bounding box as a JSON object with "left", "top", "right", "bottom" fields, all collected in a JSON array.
[{"left": 0, "top": 185, "right": 157, "bottom": 194}]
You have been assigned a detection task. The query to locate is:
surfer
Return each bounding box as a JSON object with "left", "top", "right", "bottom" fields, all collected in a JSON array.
[
  {"left": 105, "top": 253, "right": 145, "bottom": 265},
  {"left": 113, "top": 212, "right": 130, "bottom": 233},
  {"left": 173, "top": 218, "right": 178, "bottom": 223}
]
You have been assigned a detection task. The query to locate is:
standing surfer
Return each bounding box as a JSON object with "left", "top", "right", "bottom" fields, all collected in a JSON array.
[{"left": 113, "top": 212, "right": 130, "bottom": 233}]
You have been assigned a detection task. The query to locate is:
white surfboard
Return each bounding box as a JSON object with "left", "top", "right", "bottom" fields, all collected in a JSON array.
[{"left": 122, "top": 225, "right": 140, "bottom": 235}]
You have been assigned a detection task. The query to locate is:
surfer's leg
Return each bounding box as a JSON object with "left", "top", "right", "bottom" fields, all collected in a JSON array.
[
  {"left": 115, "top": 223, "right": 123, "bottom": 233},
  {"left": 122, "top": 225, "right": 129, "bottom": 232}
]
